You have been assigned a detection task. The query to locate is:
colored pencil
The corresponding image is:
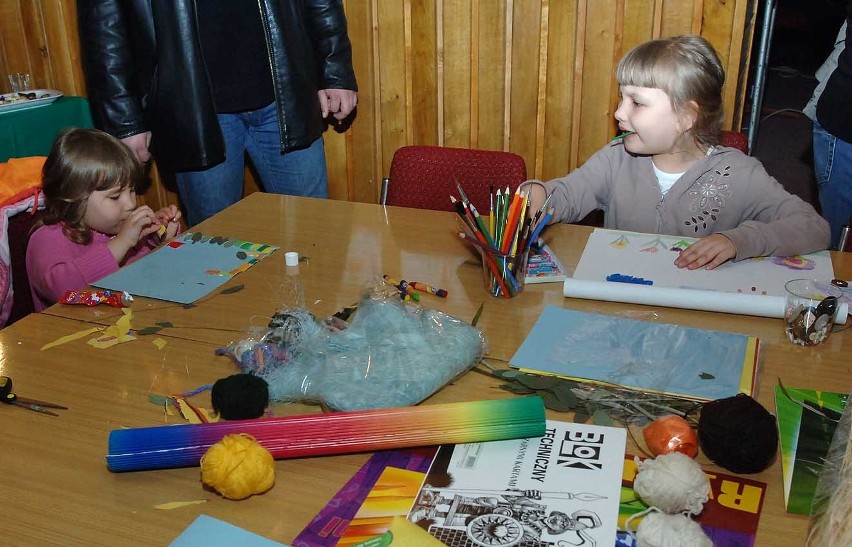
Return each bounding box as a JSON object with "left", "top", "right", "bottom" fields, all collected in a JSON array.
[
  {"left": 469, "top": 204, "right": 495, "bottom": 247},
  {"left": 106, "top": 397, "right": 546, "bottom": 472}
]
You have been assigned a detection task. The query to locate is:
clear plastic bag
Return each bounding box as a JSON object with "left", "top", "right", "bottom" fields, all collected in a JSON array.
[
  {"left": 807, "top": 398, "right": 852, "bottom": 546},
  {"left": 217, "top": 282, "right": 486, "bottom": 411}
]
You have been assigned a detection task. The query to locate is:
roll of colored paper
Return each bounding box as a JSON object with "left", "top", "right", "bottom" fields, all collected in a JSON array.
[{"left": 106, "top": 397, "right": 546, "bottom": 472}]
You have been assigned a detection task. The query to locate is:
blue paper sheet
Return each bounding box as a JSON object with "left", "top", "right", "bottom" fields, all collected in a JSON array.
[
  {"left": 510, "top": 305, "right": 758, "bottom": 401},
  {"left": 169, "top": 515, "right": 287, "bottom": 546},
  {"left": 93, "top": 232, "right": 278, "bottom": 304}
]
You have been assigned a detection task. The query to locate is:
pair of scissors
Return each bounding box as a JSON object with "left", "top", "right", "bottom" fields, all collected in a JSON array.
[{"left": 0, "top": 376, "right": 67, "bottom": 416}]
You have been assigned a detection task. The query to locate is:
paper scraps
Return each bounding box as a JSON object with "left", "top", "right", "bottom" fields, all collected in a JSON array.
[
  {"left": 41, "top": 326, "right": 103, "bottom": 350},
  {"left": 154, "top": 500, "right": 208, "bottom": 511},
  {"left": 87, "top": 309, "right": 136, "bottom": 348}
]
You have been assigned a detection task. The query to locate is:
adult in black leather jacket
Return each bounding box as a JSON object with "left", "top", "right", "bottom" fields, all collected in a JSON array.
[{"left": 77, "top": 0, "right": 358, "bottom": 224}]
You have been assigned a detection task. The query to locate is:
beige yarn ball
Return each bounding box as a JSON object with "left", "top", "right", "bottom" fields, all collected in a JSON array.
[
  {"left": 636, "top": 511, "right": 713, "bottom": 547},
  {"left": 633, "top": 452, "right": 710, "bottom": 516}
]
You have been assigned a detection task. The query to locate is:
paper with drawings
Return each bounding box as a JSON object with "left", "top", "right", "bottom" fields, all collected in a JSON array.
[{"left": 573, "top": 228, "right": 834, "bottom": 298}]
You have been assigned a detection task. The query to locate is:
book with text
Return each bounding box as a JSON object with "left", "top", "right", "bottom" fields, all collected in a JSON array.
[{"left": 407, "top": 420, "right": 627, "bottom": 546}]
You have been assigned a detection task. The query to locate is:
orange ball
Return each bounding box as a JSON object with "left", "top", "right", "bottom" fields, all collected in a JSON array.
[{"left": 643, "top": 415, "right": 699, "bottom": 458}]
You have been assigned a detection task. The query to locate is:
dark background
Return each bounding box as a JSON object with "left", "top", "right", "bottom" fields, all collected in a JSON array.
[{"left": 746, "top": 0, "right": 848, "bottom": 209}]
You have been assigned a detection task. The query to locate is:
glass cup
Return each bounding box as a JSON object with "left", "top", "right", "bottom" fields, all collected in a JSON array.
[
  {"left": 7, "top": 72, "right": 31, "bottom": 93},
  {"left": 784, "top": 279, "right": 841, "bottom": 346},
  {"left": 480, "top": 247, "right": 529, "bottom": 299}
]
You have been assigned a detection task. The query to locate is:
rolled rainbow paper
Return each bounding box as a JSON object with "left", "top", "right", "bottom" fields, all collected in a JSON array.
[{"left": 106, "top": 396, "right": 545, "bottom": 472}]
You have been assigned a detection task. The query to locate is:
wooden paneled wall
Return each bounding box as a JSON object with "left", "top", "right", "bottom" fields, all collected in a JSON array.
[{"left": 1, "top": 0, "right": 757, "bottom": 212}]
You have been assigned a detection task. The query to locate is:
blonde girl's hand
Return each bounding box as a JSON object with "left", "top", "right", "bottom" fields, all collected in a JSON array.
[{"left": 674, "top": 234, "right": 737, "bottom": 270}]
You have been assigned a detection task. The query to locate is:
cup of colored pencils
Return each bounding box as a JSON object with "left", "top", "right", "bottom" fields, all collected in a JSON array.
[
  {"left": 452, "top": 182, "right": 544, "bottom": 299},
  {"left": 478, "top": 245, "right": 529, "bottom": 298}
]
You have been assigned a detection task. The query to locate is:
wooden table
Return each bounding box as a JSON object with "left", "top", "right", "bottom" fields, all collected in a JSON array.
[{"left": 6, "top": 193, "right": 852, "bottom": 545}]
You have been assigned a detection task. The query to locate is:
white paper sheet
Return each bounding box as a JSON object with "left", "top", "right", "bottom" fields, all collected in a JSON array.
[{"left": 567, "top": 228, "right": 847, "bottom": 323}]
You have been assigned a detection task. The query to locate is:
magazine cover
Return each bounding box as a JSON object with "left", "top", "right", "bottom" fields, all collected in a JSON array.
[
  {"left": 617, "top": 455, "right": 767, "bottom": 547},
  {"left": 407, "top": 420, "right": 627, "bottom": 546},
  {"left": 774, "top": 386, "right": 848, "bottom": 514},
  {"left": 292, "top": 448, "right": 437, "bottom": 547}
]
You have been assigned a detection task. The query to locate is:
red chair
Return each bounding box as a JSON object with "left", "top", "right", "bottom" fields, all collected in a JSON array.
[
  {"left": 382, "top": 145, "right": 528, "bottom": 213},
  {"left": 721, "top": 130, "right": 749, "bottom": 155}
]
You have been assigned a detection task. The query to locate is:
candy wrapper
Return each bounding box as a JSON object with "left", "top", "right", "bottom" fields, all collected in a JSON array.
[
  {"left": 61, "top": 289, "right": 133, "bottom": 308},
  {"left": 216, "top": 283, "right": 486, "bottom": 411}
]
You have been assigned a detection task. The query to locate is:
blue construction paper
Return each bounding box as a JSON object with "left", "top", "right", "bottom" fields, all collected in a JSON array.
[
  {"left": 169, "top": 514, "right": 287, "bottom": 546},
  {"left": 510, "top": 305, "right": 756, "bottom": 400},
  {"left": 93, "top": 232, "right": 278, "bottom": 304}
]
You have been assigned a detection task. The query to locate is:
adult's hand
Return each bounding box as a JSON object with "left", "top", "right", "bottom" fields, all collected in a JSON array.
[
  {"left": 121, "top": 132, "right": 152, "bottom": 163},
  {"left": 318, "top": 89, "right": 358, "bottom": 120}
]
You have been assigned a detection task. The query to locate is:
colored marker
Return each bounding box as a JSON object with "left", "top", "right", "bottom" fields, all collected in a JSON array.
[{"left": 409, "top": 281, "right": 448, "bottom": 298}]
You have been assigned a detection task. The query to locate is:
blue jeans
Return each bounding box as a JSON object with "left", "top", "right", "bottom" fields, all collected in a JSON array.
[
  {"left": 175, "top": 102, "right": 328, "bottom": 226},
  {"left": 813, "top": 122, "right": 852, "bottom": 250}
]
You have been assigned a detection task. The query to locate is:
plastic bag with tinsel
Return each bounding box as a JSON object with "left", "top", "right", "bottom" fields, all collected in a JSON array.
[{"left": 215, "top": 282, "right": 487, "bottom": 411}]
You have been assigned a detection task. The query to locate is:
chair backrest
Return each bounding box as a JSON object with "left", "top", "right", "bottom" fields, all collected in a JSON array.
[
  {"left": 720, "top": 130, "right": 749, "bottom": 155},
  {"left": 384, "top": 145, "right": 528, "bottom": 213}
]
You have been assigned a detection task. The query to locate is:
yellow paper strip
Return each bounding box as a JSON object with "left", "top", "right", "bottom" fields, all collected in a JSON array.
[
  {"left": 153, "top": 500, "right": 208, "bottom": 510},
  {"left": 41, "top": 327, "right": 103, "bottom": 351}
]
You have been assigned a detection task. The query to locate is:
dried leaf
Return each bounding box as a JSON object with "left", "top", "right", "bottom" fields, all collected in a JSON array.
[
  {"left": 220, "top": 284, "right": 245, "bottom": 295},
  {"left": 573, "top": 411, "right": 590, "bottom": 424},
  {"left": 539, "top": 391, "right": 574, "bottom": 412},
  {"left": 552, "top": 383, "right": 578, "bottom": 409},
  {"left": 182, "top": 303, "right": 196, "bottom": 309},
  {"left": 148, "top": 394, "right": 171, "bottom": 405},
  {"left": 699, "top": 372, "right": 715, "bottom": 380},
  {"left": 592, "top": 409, "right": 614, "bottom": 427},
  {"left": 491, "top": 369, "right": 522, "bottom": 380},
  {"left": 498, "top": 384, "right": 537, "bottom": 395},
  {"left": 136, "top": 326, "right": 162, "bottom": 336},
  {"left": 471, "top": 303, "right": 484, "bottom": 327},
  {"left": 155, "top": 321, "right": 174, "bottom": 328},
  {"left": 516, "top": 374, "right": 560, "bottom": 390}
]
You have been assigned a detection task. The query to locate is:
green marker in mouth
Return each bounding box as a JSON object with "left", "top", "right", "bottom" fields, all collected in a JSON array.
[{"left": 611, "top": 131, "right": 634, "bottom": 141}]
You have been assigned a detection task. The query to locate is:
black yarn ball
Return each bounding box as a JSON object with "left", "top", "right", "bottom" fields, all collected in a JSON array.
[
  {"left": 211, "top": 374, "right": 269, "bottom": 420},
  {"left": 698, "top": 393, "right": 778, "bottom": 474}
]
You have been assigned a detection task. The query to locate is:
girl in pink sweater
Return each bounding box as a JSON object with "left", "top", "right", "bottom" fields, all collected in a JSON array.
[{"left": 26, "top": 128, "right": 181, "bottom": 311}]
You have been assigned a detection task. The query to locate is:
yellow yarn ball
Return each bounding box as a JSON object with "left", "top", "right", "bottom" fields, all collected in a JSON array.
[{"left": 200, "top": 433, "right": 275, "bottom": 500}]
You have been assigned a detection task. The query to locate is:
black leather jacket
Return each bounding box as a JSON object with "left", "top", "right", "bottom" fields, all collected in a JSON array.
[{"left": 78, "top": 0, "right": 357, "bottom": 171}]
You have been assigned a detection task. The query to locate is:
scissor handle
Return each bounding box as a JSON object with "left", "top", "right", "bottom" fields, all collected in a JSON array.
[{"left": 0, "top": 376, "right": 14, "bottom": 403}]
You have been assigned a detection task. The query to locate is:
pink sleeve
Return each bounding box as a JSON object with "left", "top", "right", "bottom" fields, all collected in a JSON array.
[{"left": 26, "top": 226, "right": 119, "bottom": 311}]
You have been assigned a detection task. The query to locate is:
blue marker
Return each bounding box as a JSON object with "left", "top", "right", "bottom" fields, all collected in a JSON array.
[{"left": 606, "top": 273, "right": 653, "bottom": 285}]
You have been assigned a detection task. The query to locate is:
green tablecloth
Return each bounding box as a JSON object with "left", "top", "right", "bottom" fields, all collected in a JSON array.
[{"left": 0, "top": 96, "right": 93, "bottom": 162}]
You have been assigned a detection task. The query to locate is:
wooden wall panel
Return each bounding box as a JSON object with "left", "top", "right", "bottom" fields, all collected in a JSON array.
[
  {"left": 1, "top": 0, "right": 758, "bottom": 213},
  {"left": 540, "top": 0, "right": 577, "bottom": 180},
  {"left": 410, "top": 0, "right": 438, "bottom": 146},
  {"left": 474, "top": 0, "right": 505, "bottom": 151}
]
